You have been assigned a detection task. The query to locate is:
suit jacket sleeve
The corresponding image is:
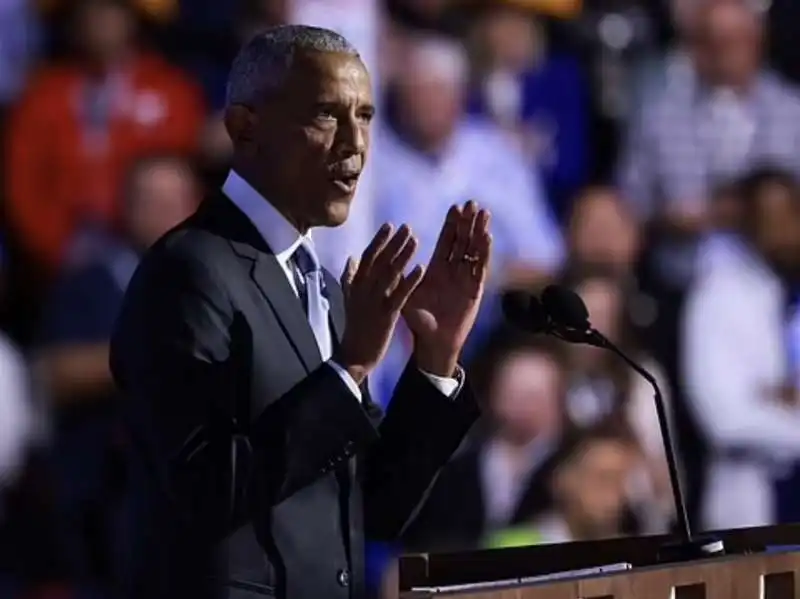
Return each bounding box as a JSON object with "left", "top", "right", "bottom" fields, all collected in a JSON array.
[
  {"left": 362, "top": 360, "right": 480, "bottom": 541},
  {"left": 110, "top": 247, "right": 379, "bottom": 541}
]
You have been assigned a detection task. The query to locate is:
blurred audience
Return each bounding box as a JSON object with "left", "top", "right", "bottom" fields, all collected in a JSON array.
[
  {"left": 377, "top": 33, "right": 564, "bottom": 289},
  {"left": 372, "top": 32, "right": 564, "bottom": 403},
  {"left": 466, "top": 3, "right": 588, "bottom": 216},
  {"left": 33, "top": 155, "right": 198, "bottom": 591},
  {"left": 618, "top": 0, "right": 800, "bottom": 526},
  {"left": 565, "top": 186, "right": 640, "bottom": 277},
  {"left": 1, "top": 0, "right": 800, "bottom": 592},
  {"left": 403, "top": 330, "right": 566, "bottom": 550},
  {"left": 621, "top": 0, "right": 800, "bottom": 286},
  {"left": 561, "top": 267, "right": 673, "bottom": 531},
  {"left": 5, "top": 0, "right": 203, "bottom": 275},
  {"left": 0, "top": 246, "right": 34, "bottom": 498},
  {"left": 524, "top": 423, "right": 641, "bottom": 544},
  {"left": 683, "top": 166, "right": 800, "bottom": 530}
]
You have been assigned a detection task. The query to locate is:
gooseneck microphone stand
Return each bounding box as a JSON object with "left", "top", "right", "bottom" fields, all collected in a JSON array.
[
  {"left": 586, "top": 331, "right": 725, "bottom": 563},
  {"left": 534, "top": 284, "right": 726, "bottom": 563}
]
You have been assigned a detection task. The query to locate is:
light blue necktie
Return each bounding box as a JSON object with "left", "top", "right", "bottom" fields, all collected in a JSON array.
[{"left": 292, "top": 241, "right": 333, "bottom": 360}]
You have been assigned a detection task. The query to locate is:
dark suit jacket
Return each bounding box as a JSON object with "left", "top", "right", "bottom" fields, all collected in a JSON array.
[{"left": 109, "top": 191, "right": 480, "bottom": 599}]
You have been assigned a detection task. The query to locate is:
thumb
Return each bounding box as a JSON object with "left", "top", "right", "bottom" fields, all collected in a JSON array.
[{"left": 341, "top": 256, "right": 358, "bottom": 297}]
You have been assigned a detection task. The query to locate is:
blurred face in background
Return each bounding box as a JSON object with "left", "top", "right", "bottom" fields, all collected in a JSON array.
[
  {"left": 490, "top": 350, "right": 563, "bottom": 446},
  {"left": 672, "top": 0, "right": 704, "bottom": 41},
  {"left": 125, "top": 159, "right": 199, "bottom": 250},
  {"left": 569, "top": 278, "right": 623, "bottom": 370},
  {"left": 555, "top": 438, "right": 635, "bottom": 538},
  {"left": 710, "top": 184, "right": 742, "bottom": 230},
  {"left": 693, "top": 1, "right": 762, "bottom": 90},
  {"left": 475, "top": 7, "right": 540, "bottom": 72},
  {"left": 395, "top": 38, "right": 466, "bottom": 152},
  {"left": 569, "top": 188, "right": 639, "bottom": 275},
  {"left": 750, "top": 181, "right": 800, "bottom": 275},
  {"left": 74, "top": 0, "right": 135, "bottom": 65}
]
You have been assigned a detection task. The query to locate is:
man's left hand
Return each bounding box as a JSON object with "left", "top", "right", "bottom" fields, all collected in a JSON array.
[{"left": 403, "top": 201, "right": 492, "bottom": 377}]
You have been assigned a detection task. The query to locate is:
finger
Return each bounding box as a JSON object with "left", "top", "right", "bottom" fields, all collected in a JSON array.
[
  {"left": 340, "top": 256, "right": 358, "bottom": 297},
  {"left": 383, "top": 235, "right": 419, "bottom": 293},
  {"left": 467, "top": 209, "right": 491, "bottom": 276},
  {"left": 430, "top": 205, "right": 460, "bottom": 266},
  {"left": 473, "top": 231, "right": 493, "bottom": 284},
  {"left": 451, "top": 201, "right": 479, "bottom": 267},
  {"left": 375, "top": 224, "right": 413, "bottom": 271},
  {"left": 357, "top": 223, "right": 393, "bottom": 282},
  {"left": 388, "top": 264, "right": 425, "bottom": 312},
  {"left": 450, "top": 201, "right": 478, "bottom": 261}
]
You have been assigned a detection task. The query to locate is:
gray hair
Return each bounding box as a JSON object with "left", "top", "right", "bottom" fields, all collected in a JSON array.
[{"left": 226, "top": 24, "right": 360, "bottom": 107}]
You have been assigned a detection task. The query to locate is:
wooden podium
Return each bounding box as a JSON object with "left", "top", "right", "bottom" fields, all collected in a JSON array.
[{"left": 390, "top": 524, "right": 800, "bottom": 598}]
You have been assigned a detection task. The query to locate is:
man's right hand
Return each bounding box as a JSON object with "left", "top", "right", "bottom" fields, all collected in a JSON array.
[{"left": 334, "top": 223, "right": 425, "bottom": 385}]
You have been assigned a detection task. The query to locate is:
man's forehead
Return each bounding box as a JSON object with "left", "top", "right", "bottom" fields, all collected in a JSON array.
[{"left": 289, "top": 51, "right": 370, "bottom": 90}]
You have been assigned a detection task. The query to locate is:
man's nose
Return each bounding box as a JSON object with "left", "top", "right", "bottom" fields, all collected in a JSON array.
[{"left": 336, "top": 117, "right": 367, "bottom": 156}]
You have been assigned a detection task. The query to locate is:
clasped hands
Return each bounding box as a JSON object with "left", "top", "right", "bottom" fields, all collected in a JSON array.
[{"left": 334, "top": 201, "right": 492, "bottom": 385}]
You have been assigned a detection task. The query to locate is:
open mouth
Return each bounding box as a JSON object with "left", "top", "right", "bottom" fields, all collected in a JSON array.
[{"left": 330, "top": 173, "right": 360, "bottom": 194}]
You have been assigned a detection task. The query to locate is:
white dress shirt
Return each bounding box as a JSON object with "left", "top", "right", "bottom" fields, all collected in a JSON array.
[{"left": 222, "top": 170, "right": 460, "bottom": 401}]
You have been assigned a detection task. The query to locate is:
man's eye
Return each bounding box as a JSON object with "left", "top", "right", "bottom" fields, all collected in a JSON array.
[{"left": 315, "top": 109, "right": 335, "bottom": 121}]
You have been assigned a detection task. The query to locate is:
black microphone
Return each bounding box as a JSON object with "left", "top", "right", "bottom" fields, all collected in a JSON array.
[
  {"left": 500, "top": 291, "right": 549, "bottom": 334},
  {"left": 500, "top": 291, "right": 589, "bottom": 344},
  {"left": 504, "top": 286, "right": 725, "bottom": 562}
]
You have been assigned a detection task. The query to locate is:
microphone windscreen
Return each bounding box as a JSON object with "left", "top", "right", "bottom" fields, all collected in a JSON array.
[
  {"left": 541, "top": 285, "right": 590, "bottom": 328},
  {"left": 501, "top": 291, "right": 549, "bottom": 333}
]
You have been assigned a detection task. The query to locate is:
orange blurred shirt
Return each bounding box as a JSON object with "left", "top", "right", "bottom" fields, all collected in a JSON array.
[{"left": 5, "top": 53, "right": 204, "bottom": 272}]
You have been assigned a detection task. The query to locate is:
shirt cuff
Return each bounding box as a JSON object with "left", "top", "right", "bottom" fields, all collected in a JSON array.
[
  {"left": 419, "top": 366, "right": 462, "bottom": 398},
  {"left": 328, "top": 360, "right": 363, "bottom": 402}
]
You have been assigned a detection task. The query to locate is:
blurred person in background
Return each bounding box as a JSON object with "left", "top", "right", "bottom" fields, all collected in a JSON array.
[
  {"left": 5, "top": 0, "right": 204, "bottom": 278},
  {"left": 34, "top": 155, "right": 199, "bottom": 591},
  {"left": 373, "top": 33, "right": 564, "bottom": 403},
  {"left": 618, "top": 0, "right": 800, "bottom": 525},
  {"left": 191, "top": 0, "right": 290, "bottom": 172},
  {"left": 620, "top": 0, "right": 800, "bottom": 290},
  {"left": 403, "top": 330, "right": 566, "bottom": 551},
  {"left": 565, "top": 186, "right": 641, "bottom": 278},
  {"left": 0, "top": 0, "right": 39, "bottom": 114},
  {"left": 0, "top": 239, "right": 35, "bottom": 503},
  {"left": 466, "top": 2, "right": 589, "bottom": 218},
  {"left": 561, "top": 267, "right": 674, "bottom": 533},
  {"left": 523, "top": 423, "right": 641, "bottom": 544},
  {"left": 683, "top": 166, "right": 800, "bottom": 530},
  {"left": 630, "top": 0, "right": 706, "bottom": 121},
  {"left": 0, "top": 237, "right": 46, "bottom": 598}
]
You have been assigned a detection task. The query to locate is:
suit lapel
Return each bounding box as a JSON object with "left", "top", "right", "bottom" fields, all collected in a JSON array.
[
  {"left": 251, "top": 254, "right": 322, "bottom": 372},
  {"left": 206, "top": 191, "right": 323, "bottom": 373}
]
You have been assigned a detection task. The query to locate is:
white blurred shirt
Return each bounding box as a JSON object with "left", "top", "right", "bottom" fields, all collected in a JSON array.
[
  {"left": 0, "top": 333, "right": 32, "bottom": 497},
  {"left": 683, "top": 243, "right": 800, "bottom": 528}
]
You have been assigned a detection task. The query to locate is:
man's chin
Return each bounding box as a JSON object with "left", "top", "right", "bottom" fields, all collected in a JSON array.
[{"left": 320, "top": 196, "right": 353, "bottom": 227}]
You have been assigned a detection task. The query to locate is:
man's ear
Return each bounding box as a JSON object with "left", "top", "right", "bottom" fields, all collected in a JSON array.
[{"left": 224, "top": 105, "right": 258, "bottom": 154}]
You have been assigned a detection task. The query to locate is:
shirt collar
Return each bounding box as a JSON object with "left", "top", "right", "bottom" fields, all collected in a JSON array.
[{"left": 222, "top": 169, "right": 310, "bottom": 267}]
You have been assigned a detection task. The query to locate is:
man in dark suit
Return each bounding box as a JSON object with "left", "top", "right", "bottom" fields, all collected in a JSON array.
[{"left": 110, "top": 25, "right": 492, "bottom": 599}]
